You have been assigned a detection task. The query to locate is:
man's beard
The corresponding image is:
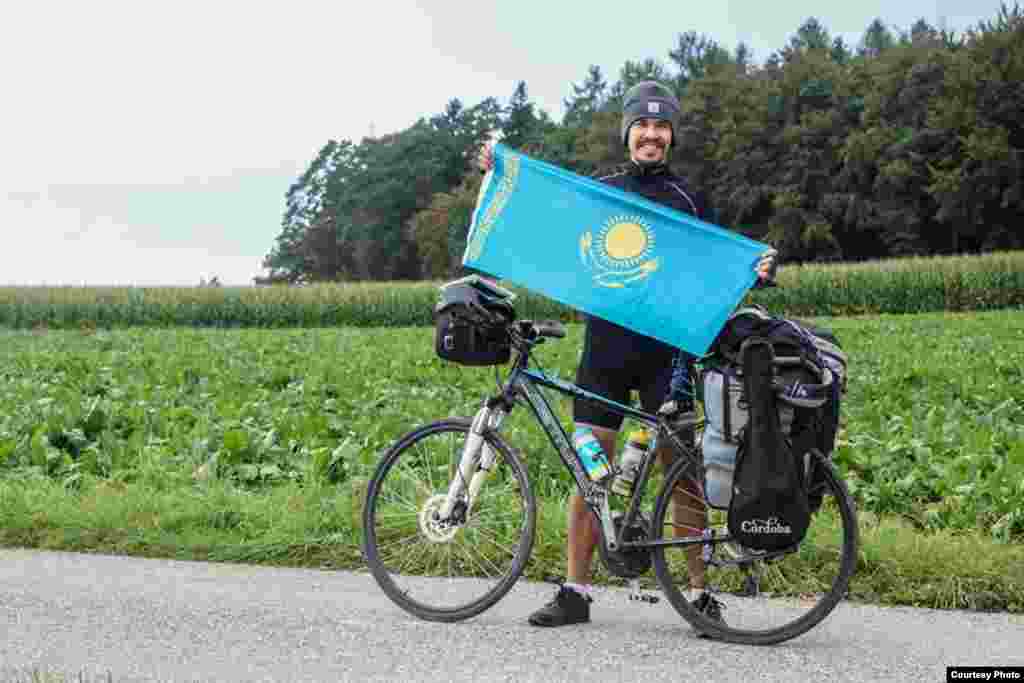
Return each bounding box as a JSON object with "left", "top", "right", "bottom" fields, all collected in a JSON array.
[
  {"left": 638, "top": 139, "right": 667, "bottom": 152},
  {"left": 633, "top": 140, "right": 668, "bottom": 168}
]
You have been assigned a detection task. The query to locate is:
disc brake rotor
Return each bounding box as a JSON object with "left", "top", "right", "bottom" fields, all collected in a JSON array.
[{"left": 419, "top": 494, "right": 463, "bottom": 543}]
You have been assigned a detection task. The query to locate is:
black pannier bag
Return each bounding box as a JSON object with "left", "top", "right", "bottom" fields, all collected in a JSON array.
[
  {"left": 705, "top": 306, "right": 847, "bottom": 549},
  {"left": 710, "top": 305, "right": 847, "bottom": 465},
  {"left": 700, "top": 357, "right": 824, "bottom": 511},
  {"left": 727, "top": 338, "right": 812, "bottom": 552},
  {"left": 434, "top": 276, "right": 516, "bottom": 366}
]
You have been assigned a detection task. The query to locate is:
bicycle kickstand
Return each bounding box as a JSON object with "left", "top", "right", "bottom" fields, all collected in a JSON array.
[{"left": 627, "top": 579, "right": 660, "bottom": 605}]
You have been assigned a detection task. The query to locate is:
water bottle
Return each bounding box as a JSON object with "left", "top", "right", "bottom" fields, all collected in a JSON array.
[
  {"left": 573, "top": 427, "right": 611, "bottom": 481},
  {"left": 702, "top": 420, "right": 740, "bottom": 509},
  {"left": 612, "top": 429, "right": 649, "bottom": 496},
  {"left": 701, "top": 368, "right": 745, "bottom": 509}
]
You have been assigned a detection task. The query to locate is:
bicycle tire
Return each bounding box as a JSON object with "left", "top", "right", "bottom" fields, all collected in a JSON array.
[
  {"left": 362, "top": 418, "right": 536, "bottom": 622},
  {"left": 651, "top": 452, "right": 858, "bottom": 645}
]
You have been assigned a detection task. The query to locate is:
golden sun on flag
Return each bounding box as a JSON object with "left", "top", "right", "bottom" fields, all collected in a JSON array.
[
  {"left": 597, "top": 215, "right": 655, "bottom": 269},
  {"left": 580, "top": 214, "right": 660, "bottom": 288}
]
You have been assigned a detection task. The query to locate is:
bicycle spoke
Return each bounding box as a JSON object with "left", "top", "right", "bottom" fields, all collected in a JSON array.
[
  {"left": 466, "top": 517, "right": 521, "bottom": 538},
  {"left": 385, "top": 544, "right": 430, "bottom": 579},
  {"left": 374, "top": 510, "right": 420, "bottom": 524},
  {"left": 374, "top": 531, "right": 422, "bottom": 554},
  {"left": 453, "top": 535, "right": 504, "bottom": 578},
  {"left": 414, "top": 439, "right": 439, "bottom": 494},
  {"left": 663, "top": 518, "right": 705, "bottom": 537},
  {"left": 374, "top": 532, "right": 420, "bottom": 556},
  {"left": 465, "top": 526, "right": 519, "bottom": 566},
  {"left": 385, "top": 468, "right": 431, "bottom": 508}
]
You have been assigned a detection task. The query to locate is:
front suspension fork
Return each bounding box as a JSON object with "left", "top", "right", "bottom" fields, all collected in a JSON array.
[{"left": 438, "top": 403, "right": 505, "bottom": 520}]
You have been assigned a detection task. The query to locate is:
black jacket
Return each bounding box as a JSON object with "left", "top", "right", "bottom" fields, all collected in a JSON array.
[{"left": 598, "top": 161, "right": 711, "bottom": 222}]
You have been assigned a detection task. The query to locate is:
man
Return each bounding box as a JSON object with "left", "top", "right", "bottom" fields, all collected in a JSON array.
[{"left": 478, "top": 81, "right": 775, "bottom": 631}]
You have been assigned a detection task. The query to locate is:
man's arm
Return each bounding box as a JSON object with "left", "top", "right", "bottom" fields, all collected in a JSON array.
[
  {"left": 477, "top": 144, "right": 494, "bottom": 173},
  {"left": 663, "top": 353, "right": 697, "bottom": 410}
]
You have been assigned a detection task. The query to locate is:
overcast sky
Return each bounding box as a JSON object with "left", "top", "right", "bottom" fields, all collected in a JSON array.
[{"left": 1, "top": 0, "right": 1008, "bottom": 286}]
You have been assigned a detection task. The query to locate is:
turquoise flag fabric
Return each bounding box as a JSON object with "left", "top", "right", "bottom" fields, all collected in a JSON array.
[{"left": 463, "top": 144, "right": 772, "bottom": 356}]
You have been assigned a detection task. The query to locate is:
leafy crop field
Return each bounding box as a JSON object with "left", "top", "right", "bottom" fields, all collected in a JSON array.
[
  {"left": 1, "top": 310, "right": 1022, "bottom": 609},
  {"left": 1, "top": 251, "right": 1022, "bottom": 329}
]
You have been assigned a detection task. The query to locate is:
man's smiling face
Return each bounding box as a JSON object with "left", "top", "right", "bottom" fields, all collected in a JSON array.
[{"left": 627, "top": 117, "right": 673, "bottom": 164}]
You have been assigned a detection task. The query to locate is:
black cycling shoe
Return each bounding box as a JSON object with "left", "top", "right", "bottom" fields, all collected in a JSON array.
[
  {"left": 691, "top": 592, "right": 726, "bottom": 638},
  {"left": 528, "top": 586, "right": 592, "bottom": 627}
]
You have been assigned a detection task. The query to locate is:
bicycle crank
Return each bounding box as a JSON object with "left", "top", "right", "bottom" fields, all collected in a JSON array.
[{"left": 598, "top": 512, "right": 653, "bottom": 579}]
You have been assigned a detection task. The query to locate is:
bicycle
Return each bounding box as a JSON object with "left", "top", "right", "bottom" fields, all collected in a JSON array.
[{"left": 362, "top": 308, "right": 858, "bottom": 646}]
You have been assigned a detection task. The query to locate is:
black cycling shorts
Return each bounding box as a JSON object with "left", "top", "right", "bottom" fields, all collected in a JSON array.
[{"left": 572, "top": 316, "right": 676, "bottom": 431}]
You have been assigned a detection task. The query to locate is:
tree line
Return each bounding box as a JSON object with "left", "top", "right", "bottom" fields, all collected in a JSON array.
[{"left": 260, "top": 4, "right": 1024, "bottom": 283}]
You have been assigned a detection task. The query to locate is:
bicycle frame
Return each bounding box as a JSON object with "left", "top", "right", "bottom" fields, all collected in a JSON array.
[{"left": 440, "top": 335, "right": 712, "bottom": 553}]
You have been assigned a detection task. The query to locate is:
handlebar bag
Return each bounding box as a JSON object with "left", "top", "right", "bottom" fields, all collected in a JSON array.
[{"left": 433, "top": 281, "right": 513, "bottom": 366}]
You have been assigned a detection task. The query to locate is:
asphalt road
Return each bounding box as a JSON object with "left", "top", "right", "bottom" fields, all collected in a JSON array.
[{"left": 2, "top": 548, "right": 1022, "bottom": 682}]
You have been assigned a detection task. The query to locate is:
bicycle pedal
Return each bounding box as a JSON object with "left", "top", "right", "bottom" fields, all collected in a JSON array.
[{"left": 627, "top": 579, "right": 661, "bottom": 605}]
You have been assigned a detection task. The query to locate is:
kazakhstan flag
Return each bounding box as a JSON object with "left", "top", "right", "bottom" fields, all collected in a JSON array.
[{"left": 463, "top": 144, "right": 772, "bottom": 357}]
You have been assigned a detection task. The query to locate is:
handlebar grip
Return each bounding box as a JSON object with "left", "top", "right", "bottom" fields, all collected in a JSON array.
[{"left": 534, "top": 320, "right": 566, "bottom": 339}]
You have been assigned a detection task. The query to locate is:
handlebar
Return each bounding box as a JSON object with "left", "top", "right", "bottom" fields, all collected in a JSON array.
[
  {"left": 512, "top": 319, "right": 566, "bottom": 342},
  {"left": 531, "top": 320, "right": 566, "bottom": 339}
]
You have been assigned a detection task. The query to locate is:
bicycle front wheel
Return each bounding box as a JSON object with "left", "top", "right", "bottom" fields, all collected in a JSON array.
[
  {"left": 651, "top": 452, "right": 858, "bottom": 645},
  {"left": 362, "top": 418, "right": 536, "bottom": 622}
]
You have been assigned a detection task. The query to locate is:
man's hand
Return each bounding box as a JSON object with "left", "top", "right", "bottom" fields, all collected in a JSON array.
[
  {"left": 756, "top": 248, "right": 778, "bottom": 285},
  {"left": 477, "top": 143, "right": 494, "bottom": 174}
]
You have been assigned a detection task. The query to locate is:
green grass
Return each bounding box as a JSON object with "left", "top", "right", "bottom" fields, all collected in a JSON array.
[
  {"left": 854, "top": 511, "right": 1024, "bottom": 611},
  {"left": 1, "top": 310, "right": 1023, "bottom": 611},
  {"left": 825, "top": 311, "right": 1024, "bottom": 540},
  {"left": 1, "top": 251, "right": 1022, "bottom": 328}
]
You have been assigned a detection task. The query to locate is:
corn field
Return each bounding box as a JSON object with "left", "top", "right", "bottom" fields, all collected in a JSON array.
[
  {"left": 753, "top": 251, "right": 1024, "bottom": 316},
  {"left": 1, "top": 251, "right": 1021, "bottom": 329}
]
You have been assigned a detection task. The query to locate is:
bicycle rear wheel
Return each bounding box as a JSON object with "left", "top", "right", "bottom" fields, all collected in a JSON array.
[
  {"left": 651, "top": 452, "right": 857, "bottom": 645},
  {"left": 362, "top": 418, "right": 536, "bottom": 621}
]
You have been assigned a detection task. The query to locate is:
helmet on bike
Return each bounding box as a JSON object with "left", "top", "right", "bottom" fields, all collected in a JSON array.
[{"left": 621, "top": 80, "right": 680, "bottom": 147}]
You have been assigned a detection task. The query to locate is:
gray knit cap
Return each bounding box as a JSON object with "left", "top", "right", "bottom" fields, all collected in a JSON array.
[{"left": 621, "top": 81, "right": 680, "bottom": 146}]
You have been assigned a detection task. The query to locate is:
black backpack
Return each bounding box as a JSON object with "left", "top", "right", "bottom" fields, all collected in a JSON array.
[{"left": 727, "top": 338, "right": 811, "bottom": 552}]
